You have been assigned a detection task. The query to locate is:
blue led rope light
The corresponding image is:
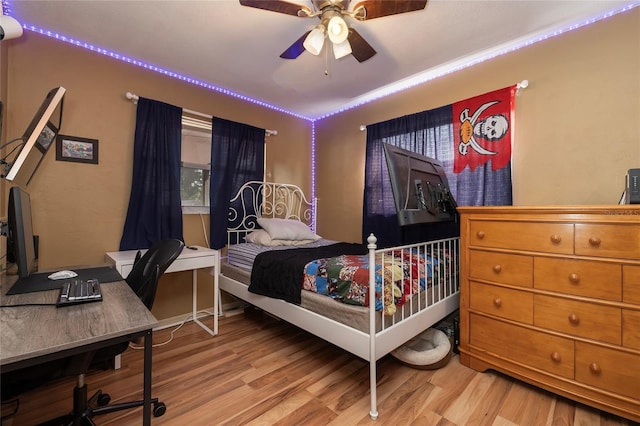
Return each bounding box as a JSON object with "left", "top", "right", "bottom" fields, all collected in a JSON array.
[
  {"left": 314, "top": 2, "right": 640, "bottom": 121},
  {"left": 4, "top": 0, "right": 636, "bottom": 233},
  {"left": 310, "top": 120, "right": 316, "bottom": 229},
  {"left": 8, "top": 16, "right": 309, "bottom": 120},
  {"left": 4, "top": 1, "right": 638, "bottom": 121}
]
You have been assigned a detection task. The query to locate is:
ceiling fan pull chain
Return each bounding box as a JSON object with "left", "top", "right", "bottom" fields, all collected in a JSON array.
[{"left": 324, "top": 40, "right": 329, "bottom": 76}]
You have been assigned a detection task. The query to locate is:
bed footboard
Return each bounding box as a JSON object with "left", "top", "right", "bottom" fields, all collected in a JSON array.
[{"left": 366, "top": 234, "right": 459, "bottom": 419}]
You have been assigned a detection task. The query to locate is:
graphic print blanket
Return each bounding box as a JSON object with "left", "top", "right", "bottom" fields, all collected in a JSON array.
[
  {"left": 249, "top": 243, "right": 367, "bottom": 304},
  {"left": 303, "top": 248, "right": 452, "bottom": 315}
]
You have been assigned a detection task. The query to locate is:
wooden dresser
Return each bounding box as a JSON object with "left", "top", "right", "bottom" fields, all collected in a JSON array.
[{"left": 458, "top": 206, "right": 640, "bottom": 422}]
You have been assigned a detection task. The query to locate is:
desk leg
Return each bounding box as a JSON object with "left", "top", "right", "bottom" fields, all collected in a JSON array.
[
  {"left": 213, "top": 253, "right": 219, "bottom": 335},
  {"left": 143, "top": 328, "right": 152, "bottom": 426},
  {"left": 192, "top": 268, "right": 217, "bottom": 336}
]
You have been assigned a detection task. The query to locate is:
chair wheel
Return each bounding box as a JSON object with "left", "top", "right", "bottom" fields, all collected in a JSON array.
[
  {"left": 153, "top": 401, "right": 166, "bottom": 417},
  {"left": 97, "top": 393, "right": 111, "bottom": 406}
]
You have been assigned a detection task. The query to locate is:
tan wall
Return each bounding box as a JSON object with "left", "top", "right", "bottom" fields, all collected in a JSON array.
[
  {"left": 2, "top": 32, "right": 310, "bottom": 320},
  {"left": 314, "top": 8, "right": 640, "bottom": 243},
  {"left": 3, "top": 9, "right": 639, "bottom": 320}
]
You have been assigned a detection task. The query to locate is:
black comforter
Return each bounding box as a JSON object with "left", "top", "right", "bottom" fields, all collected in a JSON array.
[{"left": 249, "top": 243, "right": 367, "bottom": 304}]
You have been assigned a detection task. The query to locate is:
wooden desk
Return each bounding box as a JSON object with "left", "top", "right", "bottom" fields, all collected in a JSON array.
[
  {"left": 0, "top": 276, "right": 158, "bottom": 425},
  {"left": 105, "top": 246, "right": 220, "bottom": 336}
]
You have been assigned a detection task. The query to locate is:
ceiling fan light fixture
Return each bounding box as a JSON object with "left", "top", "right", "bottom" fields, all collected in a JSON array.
[
  {"left": 0, "top": 15, "right": 23, "bottom": 40},
  {"left": 327, "top": 15, "right": 349, "bottom": 44},
  {"left": 303, "top": 25, "right": 325, "bottom": 55},
  {"left": 333, "top": 39, "right": 352, "bottom": 59}
]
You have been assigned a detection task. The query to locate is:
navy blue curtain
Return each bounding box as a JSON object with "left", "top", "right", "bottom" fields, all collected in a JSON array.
[
  {"left": 119, "top": 97, "right": 183, "bottom": 250},
  {"left": 362, "top": 106, "right": 457, "bottom": 248},
  {"left": 209, "top": 117, "right": 265, "bottom": 249},
  {"left": 363, "top": 104, "right": 513, "bottom": 248},
  {"left": 454, "top": 161, "right": 512, "bottom": 206}
]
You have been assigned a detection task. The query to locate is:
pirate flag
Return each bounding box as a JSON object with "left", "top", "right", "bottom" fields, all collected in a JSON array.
[{"left": 453, "top": 85, "right": 516, "bottom": 173}]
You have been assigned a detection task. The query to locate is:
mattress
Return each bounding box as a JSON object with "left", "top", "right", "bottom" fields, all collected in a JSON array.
[
  {"left": 226, "top": 238, "right": 337, "bottom": 270},
  {"left": 220, "top": 260, "right": 446, "bottom": 334}
]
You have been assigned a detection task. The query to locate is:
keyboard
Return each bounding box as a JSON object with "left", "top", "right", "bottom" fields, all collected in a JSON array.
[{"left": 57, "top": 279, "right": 103, "bottom": 307}]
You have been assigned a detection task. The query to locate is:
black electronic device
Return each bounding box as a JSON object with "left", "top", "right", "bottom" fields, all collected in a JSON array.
[
  {"left": 3, "top": 86, "right": 66, "bottom": 186},
  {"left": 56, "top": 279, "right": 103, "bottom": 307},
  {"left": 383, "top": 143, "right": 457, "bottom": 226},
  {"left": 6, "top": 186, "right": 37, "bottom": 279},
  {"left": 625, "top": 168, "right": 640, "bottom": 204}
]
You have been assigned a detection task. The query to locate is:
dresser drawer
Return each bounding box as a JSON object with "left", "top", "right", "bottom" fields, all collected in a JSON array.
[
  {"left": 534, "top": 295, "right": 621, "bottom": 345},
  {"left": 470, "top": 313, "right": 574, "bottom": 379},
  {"left": 469, "top": 250, "right": 533, "bottom": 287},
  {"left": 575, "top": 224, "right": 640, "bottom": 260},
  {"left": 575, "top": 342, "right": 640, "bottom": 400},
  {"left": 534, "top": 257, "right": 622, "bottom": 301},
  {"left": 470, "top": 281, "right": 533, "bottom": 324},
  {"left": 623, "top": 265, "right": 640, "bottom": 304},
  {"left": 623, "top": 309, "right": 640, "bottom": 350},
  {"left": 468, "top": 221, "right": 574, "bottom": 254}
]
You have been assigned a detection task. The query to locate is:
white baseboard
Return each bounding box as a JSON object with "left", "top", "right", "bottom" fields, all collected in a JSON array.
[{"left": 154, "top": 301, "right": 245, "bottom": 331}]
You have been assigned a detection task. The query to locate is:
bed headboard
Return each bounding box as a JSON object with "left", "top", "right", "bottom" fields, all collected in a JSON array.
[{"left": 227, "top": 181, "right": 316, "bottom": 245}]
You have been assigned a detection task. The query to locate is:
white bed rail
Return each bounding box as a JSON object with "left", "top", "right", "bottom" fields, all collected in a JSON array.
[
  {"left": 367, "top": 234, "right": 459, "bottom": 420},
  {"left": 219, "top": 233, "right": 460, "bottom": 420}
]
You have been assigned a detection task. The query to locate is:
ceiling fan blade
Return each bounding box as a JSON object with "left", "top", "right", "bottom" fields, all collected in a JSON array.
[
  {"left": 348, "top": 28, "right": 376, "bottom": 62},
  {"left": 352, "top": 0, "right": 427, "bottom": 20},
  {"left": 280, "top": 31, "right": 311, "bottom": 59},
  {"left": 239, "top": 0, "right": 311, "bottom": 17}
]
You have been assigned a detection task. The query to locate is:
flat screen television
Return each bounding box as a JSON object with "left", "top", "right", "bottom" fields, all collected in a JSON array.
[
  {"left": 383, "top": 143, "right": 457, "bottom": 226},
  {"left": 4, "top": 86, "right": 66, "bottom": 186},
  {"left": 7, "top": 186, "right": 37, "bottom": 279}
]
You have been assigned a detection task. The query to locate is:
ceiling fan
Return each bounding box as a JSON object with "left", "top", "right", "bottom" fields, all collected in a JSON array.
[{"left": 239, "top": 0, "right": 428, "bottom": 63}]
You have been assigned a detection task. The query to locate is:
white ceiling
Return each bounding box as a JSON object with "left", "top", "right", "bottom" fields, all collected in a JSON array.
[{"left": 8, "top": 0, "right": 636, "bottom": 119}]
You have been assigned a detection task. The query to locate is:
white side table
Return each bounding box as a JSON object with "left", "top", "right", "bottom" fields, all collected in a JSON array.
[{"left": 105, "top": 245, "right": 220, "bottom": 336}]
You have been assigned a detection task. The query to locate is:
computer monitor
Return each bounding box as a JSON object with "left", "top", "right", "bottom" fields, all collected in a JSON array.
[
  {"left": 383, "top": 143, "right": 457, "bottom": 226},
  {"left": 3, "top": 86, "right": 66, "bottom": 186},
  {"left": 7, "top": 186, "right": 37, "bottom": 279}
]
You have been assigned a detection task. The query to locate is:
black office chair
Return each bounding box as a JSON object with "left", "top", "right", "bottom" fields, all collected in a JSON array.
[
  {"left": 125, "top": 238, "right": 185, "bottom": 310},
  {"left": 39, "top": 238, "right": 185, "bottom": 425}
]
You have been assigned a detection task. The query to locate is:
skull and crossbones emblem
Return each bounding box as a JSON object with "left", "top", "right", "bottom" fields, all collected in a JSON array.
[{"left": 458, "top": 100, "right": 509, "bottom": 156}]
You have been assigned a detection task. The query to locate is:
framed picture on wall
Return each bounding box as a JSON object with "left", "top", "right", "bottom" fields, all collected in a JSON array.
[{"left": 56, "top": 135, "right": 99, "bottom": 164}]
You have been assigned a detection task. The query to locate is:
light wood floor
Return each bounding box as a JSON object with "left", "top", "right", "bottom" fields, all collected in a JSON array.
[{"left": 2, "top": 309, "right": 637, "bottom": 426}]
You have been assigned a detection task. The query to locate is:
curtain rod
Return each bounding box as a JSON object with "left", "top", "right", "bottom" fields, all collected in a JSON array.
[
  {"left": 125, "top": 92, "right": 278, "bottom": 136},
  {"left": 358, "top": 79, "right": 530, "bottom": 131}
]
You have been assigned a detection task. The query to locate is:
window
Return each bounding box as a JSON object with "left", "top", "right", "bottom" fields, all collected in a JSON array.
[
  {"left": 181, "top": 119, "right": 212, "bottom": 214},
  {"left": 180, "top": 114, "right": 269, "bottom": 215},
  {"left": 181, "top": 161, "right": 210, "bottom": 207}
]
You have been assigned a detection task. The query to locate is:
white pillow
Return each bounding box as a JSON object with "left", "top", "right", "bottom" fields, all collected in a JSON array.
[
  {"left": 256, "top": 218, "right": 320, "bottom": 241},
  {"left": 245, "top": 229, "right": 274, "bottom": 245},
  {"left": 245, "top": 229, "right": 317, "bottom": 247}
]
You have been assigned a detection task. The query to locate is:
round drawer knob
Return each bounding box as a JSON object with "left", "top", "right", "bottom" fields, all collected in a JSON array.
[
  {"left": 569, "top": 314, "right": 580, "bottom": 325},
  {"left": 476, "top": 231, "right": 485, "bottom": 239},
  {"left": 550, "top": 352, "right": 561, "bottom": 363},
  {"left": 493, "top": 298, "right": 502, "bottom": 308},
  {"left": 550, "top": 235, "right": 562, "bottom": 244},
  {"left": 588, "top": 237, "right": 601, "bottom": 247},
  {"left": 569, "top": 273, "right": 580, "bottom": 284},
  {"left": 493, "top": 265, "right": 502, "bottom": 273},
  {"left": 589, "top": 363, "right": 601, "bottom": 375}
]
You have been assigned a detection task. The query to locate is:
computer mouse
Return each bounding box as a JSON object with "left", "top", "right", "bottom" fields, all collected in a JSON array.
[{"left": 48, "top": 270, "right": 79, "bottom": 280}]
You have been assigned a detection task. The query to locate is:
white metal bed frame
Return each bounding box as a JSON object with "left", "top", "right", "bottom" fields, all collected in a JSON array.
[{"left": 216, "top": 181, "right": 459, "bottom": 420}]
